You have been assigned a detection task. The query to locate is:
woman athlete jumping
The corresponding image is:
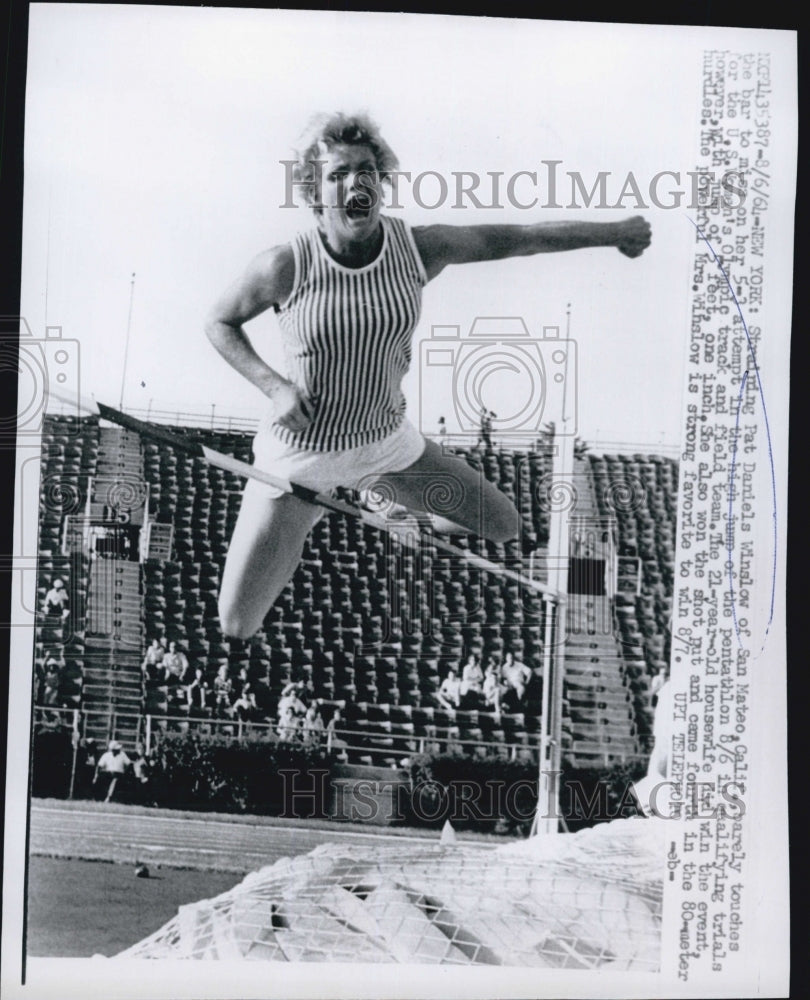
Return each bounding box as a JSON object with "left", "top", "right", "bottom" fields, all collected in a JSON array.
[{"left": 206, "top": 113, "right": 651, "bottom": 640}]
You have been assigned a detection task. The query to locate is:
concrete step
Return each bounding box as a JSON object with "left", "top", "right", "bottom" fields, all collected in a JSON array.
[
  {"left": 82, "top": 671, "right": 144, "bottom": 690},
  {"left": 572, "top": 721, "right": 636, "bottom": 740},
  {"left": 565, "top": 688, "right": 632, "bottom": 706}
]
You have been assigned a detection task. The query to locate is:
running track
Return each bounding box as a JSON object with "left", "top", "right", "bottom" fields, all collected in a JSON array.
[{"left": 29, "top": 801, "right": 484, "bottom": 874}]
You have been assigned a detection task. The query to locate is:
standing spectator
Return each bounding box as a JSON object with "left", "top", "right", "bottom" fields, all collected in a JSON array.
[
  {"left": 436, "top": 668, "right": 462, "bottom": 712},
  {"left": 43, "top": 578, "right": 70, "bottom": 620},
  {"left": 501, "top": 651, "right": 531, "bottom": 709},
  {"left": 477, "top": 408, "right": 496, "bottom": 450},
  {"left": 213, "top": 663, "right": 234, "bottom": 717},
  {"left": 325, "top": 707, "right": 348, "bottom": 757},
  {"left": 93, "top": 740, "right": 131, "bottom": 802},
  {"left": 77, "top": 738, "right": 99, "bottom": 799},
  {"left": 437, "top": 415, "right": 447, "bottom": 439},
  {"left": 131, "top": 743, "right": 153, "bottom": 805},
  {"left": 460, "top": 653, "right": 484, "bottom": 707}
]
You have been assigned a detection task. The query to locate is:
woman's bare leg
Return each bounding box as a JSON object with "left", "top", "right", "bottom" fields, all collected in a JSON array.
[
  {"left": 218, "top": 484, "right": 322, "bottom": 640},
  {"left": 364, "top": 439, "right": 521, "bottom": 543}
]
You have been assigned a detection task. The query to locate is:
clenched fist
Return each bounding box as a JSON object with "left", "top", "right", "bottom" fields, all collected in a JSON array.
[
  {"left": 269, "top": 380, "right": 314, "bottom": 434},
  {"left": 615, "top": 216, "right": 652, "bottom": 258}
]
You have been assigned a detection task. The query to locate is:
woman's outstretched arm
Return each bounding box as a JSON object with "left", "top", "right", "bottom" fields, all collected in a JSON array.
[{"left": 413, "top": 216, "right": 651, "bottom": 280}]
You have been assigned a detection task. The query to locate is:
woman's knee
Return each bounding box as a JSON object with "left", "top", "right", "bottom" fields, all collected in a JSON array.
[
  {"left": 218, "top": 554, "right": 297, "bottom": 639},
  {"left": 217, "top": 598, "right": 261, "bottom": 641},
  {"left": 218, "top": 494, "right": 316, "bottom": 638}
]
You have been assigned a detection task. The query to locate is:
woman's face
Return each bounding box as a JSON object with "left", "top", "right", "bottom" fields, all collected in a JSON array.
[{"left": 317, "top": 143, "right": 382, "bottom": 243}]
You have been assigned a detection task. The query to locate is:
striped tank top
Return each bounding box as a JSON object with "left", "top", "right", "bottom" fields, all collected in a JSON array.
[{"left": 269, "top": 215, "right": 427, "bottom": 452}]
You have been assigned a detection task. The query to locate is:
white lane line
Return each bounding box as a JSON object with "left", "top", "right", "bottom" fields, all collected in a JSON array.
[
  {"left": 122, "top": 845, "right": 276, "bottom": 858},
  {"left": 30, "top": 807, "right": 459, "bottom": 846},
  {"left": 30, "top": 829, "right": 309, "bottom": 851}
]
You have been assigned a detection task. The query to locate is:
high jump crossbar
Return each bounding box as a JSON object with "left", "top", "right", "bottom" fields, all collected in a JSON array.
[{"left": 47, "top": 392, "right": 560, "bottom": 600}]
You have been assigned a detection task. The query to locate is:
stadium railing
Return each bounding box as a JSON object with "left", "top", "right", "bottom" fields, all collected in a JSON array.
[
  {"left": 33, "top": 706, "right": 645, "bottom": 775},
  {"left": 144, "top": 713, "right": 541, "bottom": 766}
]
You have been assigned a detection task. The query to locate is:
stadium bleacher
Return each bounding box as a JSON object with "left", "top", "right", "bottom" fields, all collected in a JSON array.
[{"left": 35, "top": 415, "right": 678, "bottom": 764}]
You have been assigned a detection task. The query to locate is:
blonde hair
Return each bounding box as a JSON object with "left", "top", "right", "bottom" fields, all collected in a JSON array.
[{"left": 292, "top": 111, "right": 399, "bottom": 207}]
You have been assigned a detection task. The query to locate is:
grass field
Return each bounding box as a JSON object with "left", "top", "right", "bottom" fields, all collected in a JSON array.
[
  {"left": 26, "top": 799, "right": 487, "bottom": 958},
  {"left": 27, "top": 856, "right": 240, "bottom": 957}
]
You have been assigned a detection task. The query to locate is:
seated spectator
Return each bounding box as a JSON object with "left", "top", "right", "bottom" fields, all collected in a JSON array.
[
  {"left": 213, "top": 663, "right": 234, "bottom": 716},
  {"left": 250, "top": 676, "right": 275, "bottom": 719},
  {"left": 279, "top": 680, "right": 298, "bottom": 699},
  {"left": 233, "top": 665, "right": 250, "bottom": 699},
  {"left": 302, "top": 678, "right": 317, "bottom": 707},
  {"left": 186, "top": 667, "right": 211, "bottom": 716},
  {"left": 277, "top": 704, "right": 300, "bottom": 743},
  {"left": 460, "top": 654, "right": 485, "bottom": 707},
  {"left": 43, "top": 578, "right": 70, "bottom": 620},
  {"left": 93, "top": 740, "right": 131, "bottom": 803},
  {"left": 501, "top": 651, "right": 531, "bottom": 710},
  {"left": 232, "top": 682, "right": 260, "bottom": 721},
  {"left": 482, "top": 659, "right": 502, "bottom": 713},
  {"left": 162, "top": 641, "right": 189, "bottom": 686},
  {"left": 278, "top": 682, "right": 307, "bottom": 721},
  {"left": 301, "top": 703, "right": 325, "bottom": 746},
  {"left": 650, "top": 667, "right": 668, "bottom": 708},
  {"left": 142, "top": 638, "right": 165, "bottom": 686},
  {"left": 42, "top": 666, "right": 61, "bottom": 707},
  {"left": 39, "top": 649, "right": 63, "bottom": 706},
  {"left": 436, "top": 668, "right": 462, "bottom": 712}
]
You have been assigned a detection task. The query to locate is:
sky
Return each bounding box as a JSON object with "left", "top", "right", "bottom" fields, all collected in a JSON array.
[{"left": 19, "top": 7, "right": 763, "bottom": 451}]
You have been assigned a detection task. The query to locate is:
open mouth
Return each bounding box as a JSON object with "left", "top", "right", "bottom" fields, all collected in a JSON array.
[{"left": 345, "top": 194, "right": 373, "bottom": 221}]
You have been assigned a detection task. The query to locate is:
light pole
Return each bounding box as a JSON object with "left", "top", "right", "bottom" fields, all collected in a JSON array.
[{"left": 119, "top": 272, "right": 136, "bottom": 410}]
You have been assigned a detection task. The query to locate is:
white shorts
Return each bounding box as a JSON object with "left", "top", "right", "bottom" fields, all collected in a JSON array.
[{"left": 250, "top": 418, "right": 427, "bottom": 500}]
